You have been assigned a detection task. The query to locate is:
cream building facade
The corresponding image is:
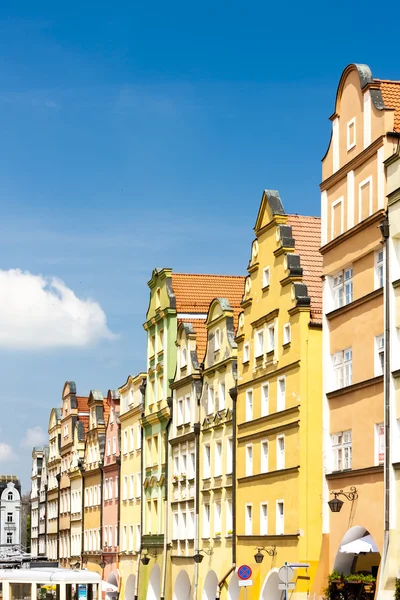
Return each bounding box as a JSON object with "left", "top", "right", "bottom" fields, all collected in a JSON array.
[{"left": 46, "top": 408, "right": 61, "bottom": 561}]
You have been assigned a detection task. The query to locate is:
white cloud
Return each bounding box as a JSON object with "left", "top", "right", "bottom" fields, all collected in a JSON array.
[
  {"left": 20, "top": 426, "right": 47, "bottom": 448},
  {"left": 0, "top": 269, "right": 116, "bottom": 349},
  {"left": 0, "top": 443, "right": 17, "bottom": 462}
]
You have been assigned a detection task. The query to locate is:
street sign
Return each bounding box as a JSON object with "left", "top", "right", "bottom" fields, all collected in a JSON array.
[
  {"left": 279, "top": 583, "right": 296, "bottom": 591},
  {"left": 239, "top": 580, "right": 253, "bottom": 587},
  {"left": 237, "top": 565, "right": 252, "bottom": 580},
  {"left": 288, "top": 563, "right": 310, "bottom": 569},
  {"left": 278, "top": 566, "right": 295, "bottom": 583}
]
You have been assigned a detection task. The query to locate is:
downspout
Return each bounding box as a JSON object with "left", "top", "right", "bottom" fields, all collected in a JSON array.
[
  {"left": 135, "top": 381, "right": 146, "bottom": 600},
  {"left": 79, "top": 464, "right": 85, "bottom": 568},
  {"left": 380, "top": 216, "right": 391, "bottom": 561},
  {"left": 99, "top": 464, "right": 104, "bottom": 560},
  {"left": 161, "top": 398, "right": 173, "bottom": 600},
  {"left": 193, "top": 374, "right": 203, "bottom": 600},
  {"left": 116, "top": 456, "right": 121, "bottom": 561}
]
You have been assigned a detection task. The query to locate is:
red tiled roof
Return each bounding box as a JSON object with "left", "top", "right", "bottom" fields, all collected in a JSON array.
[
  {"left": 287, "top": 215, "right": 322, "bottom": 323},
  {"left": 76, "top": 396, "right": 89, "bottom": 412},
  {"left": 78, "top": 416, "right": 90, "bottom": 435},
  {"left": 174, "top": 274, "right": 245, "bottom": 362},
  {"left": 374, "top": 79, "right": 400, "bottom": 132},
  {"left": 171, "top": 273, "right": 245, "bottom": 314}
]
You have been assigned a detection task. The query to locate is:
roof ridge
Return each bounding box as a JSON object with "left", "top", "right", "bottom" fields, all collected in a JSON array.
[
  {"left": 287, "top": 214, "right": 321, "bottom": 220},
  {"left": 172, "top": 273, "right": 245, "bottom": 278},
  {"left": 374, "top": 78, "right": 400, "bottom": 85}
]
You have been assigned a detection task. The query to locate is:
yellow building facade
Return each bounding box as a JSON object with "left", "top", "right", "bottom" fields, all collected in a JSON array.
[
  {"left": 118, "top": 374, "right": 146, "bottom": 600},
  {"left": 235, "top": 190, "right": 323, "bottom": 600},
  {"left": 46, "top": 407, "right": 61, "bottom": 561}
]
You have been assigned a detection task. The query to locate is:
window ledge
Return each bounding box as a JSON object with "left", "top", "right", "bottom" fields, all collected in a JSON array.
[
  {"left": 261, "top": 284, "right": 270, "bottom": 292},
  {"left": 326, "top": 465, "right": 383, "bottom": 479},
  {"left": 282, "top": 342, "right": 291, "bottom": 349},
  {"left": 326, "top": 287, "right": 383, "bottom": 320},
  {"left": 326, "top": 375, "right": 383, "bottom": 399}
]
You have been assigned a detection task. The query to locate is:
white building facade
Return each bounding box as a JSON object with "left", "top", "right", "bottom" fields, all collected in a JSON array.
[{"left": 0, "top": 477, "right": 21, "bottom": 549}]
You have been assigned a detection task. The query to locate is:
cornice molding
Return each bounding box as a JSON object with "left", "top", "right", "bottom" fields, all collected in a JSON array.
[
  {"left": 321, "top": 210, "right": 385, "bottom": 255},
  {"left": 238, "top": 465, "right": 299, "bottom": 484},
  {"left": 326, "top": 287, "right": 383, "bottom": 320},
  {"left": 326, "top": 375, "right": 383, "bottom": 400},
  {"left": 238, "top": 419, "right": 299, "bottom": 443},
  {"left": 237, "top": 360, "right": 300, "bottom": 390},
  {"left": 326, "top": 465, "right": 383, "bottom": 480}
]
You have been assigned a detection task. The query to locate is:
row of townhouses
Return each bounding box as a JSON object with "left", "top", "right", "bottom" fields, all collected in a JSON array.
[{"left": 30, "top": 63, "right": 400, "bottom": 600}]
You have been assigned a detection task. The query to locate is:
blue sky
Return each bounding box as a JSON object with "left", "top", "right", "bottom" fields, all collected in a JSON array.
[{"left": 0, "top": 0, "right": 399, "bottom": 489}]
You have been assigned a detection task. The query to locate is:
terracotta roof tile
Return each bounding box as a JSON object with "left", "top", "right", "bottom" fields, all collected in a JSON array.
[
  {"left": 171, "top": 273, "right": 245, "bottom": 314},
  {"left": 76, "top": 396, "right": 89, "bottom": 412},
  {"left": 287, "top": 215, "right": 322, "bottom": 323},
  {"left": 375, "top": 79, "right": 400, "bottom": 132},
  {"left": 78, "top": 415, "right": 90, "bottom": 435},
  {"left": 173, "top": 274, "right": 245, "bottom": 363}
]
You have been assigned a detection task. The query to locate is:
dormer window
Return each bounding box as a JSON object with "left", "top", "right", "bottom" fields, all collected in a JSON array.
[
  {"left": 8, "top": 492, "right": 13, "bottom": 501},
  {"left": 215, "top": 329, "right": 221, "bottom": 352},
  {"left": 181, "top": 347, "right": 187, "bottom": 369},
  {"left": 347, "top": 118, "right": 356, "bottom": 151},
  {"left": 110, "top": 408, "right": 114, "bottom": 424},
  {"left": 91, "top": 407, "right": 96, "bottom": 428},
  {"left": 64, "top": 402, "right": 68, "bottom": 415},
  {"left": 156, "top": 287, "right": 161, "bottom": 309}
]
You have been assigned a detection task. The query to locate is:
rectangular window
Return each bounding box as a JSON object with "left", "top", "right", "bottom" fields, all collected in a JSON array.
[
  {"left": 261, "top": 383, "right": 269, "bottom": 416},
  {"left": 203, "top": 504, "right": 210, "bottom": 538},
  {"left": 226, "top": 438, "right": 233, "bottom": 475},
  {"left": 332, "top": 348, "right": 352, "bottom": 390},
  {"left": 115, "top": 476, "right": 118, "bottom": 498},
  {"left": 123, "top": 476, "right": 128, "bottom": 500},
  {"left": 207, "top": 386, "right": 214, "bottom": 415},
  {"left": 375, "top": 334, "right": 384, "bottom": 376},
  {"left": 332, "top": 430, "right": 352, "bottom": 471},
  {"left": 277, "top": 377, "right": 286, "bottom": 411},
  {"left": 226, "top": 500, "right": 233, "bottom": 533},
  {"left": 261, "top": 440, "right": 269, "bottom": 473},
  {"left": 359, "top": 177, "right": 372, "bottom": 222},
  {"left": 376, "top": 249, "right": 384, "bottom": 289},
  {"left": 215, "top": 442, "right": 222, "bottom": 476},
  {"left": 214, "top": 501, "right": 222, "bottom": 535},
  {"left": 109, "top": 478, "right": 113, "bottom": 500},
  {"left": 136, "top": 524, "right": 141, "bottom": 551},
  {"left": 267, "top": 324, "right": 275, "bottom": 352},
  {"left": 245, "top": 504, "right": 253, "bottom": 535},
  {"left": 174, "top": 455, "right": 179, "bottom": 476},
  {"left": 263, "top": 267, "right": 270, "bottom": 288},
  {"left": 283, "top": 323, "right": 291, "bottom": 345},
  {"left": 185, "top": 395, "right": 191, "bottom": 423},
  {"left": 375, "top": 423, "right": 384, "bottom": 466},
  {"left": 136, "top": 424, "right": 141, "bottom": 449},
  {"left": 7, "top": 512, "right": 12, "bottom": 523},
  {"left": 112, "top": 436, "right": 116, "bottom": 454},
  {"left": 218, "top": 381, "right": 226, "bottom": 411},
  {"left": 333, "top": 268, "right": 353, "bottom": 309},
  {"left": 246, "top": 389, "right": 253, "bottom": 421},
  {"left": 214, "top": 328, "right": 221, "bottom": 351},
  {"left": 276, "top": 501, "right": 284, "bottom": 535},
  {"left": 189, "top": 510, "right": 195, "bottom": 539},
  {"left": 129, "top": 525, "right": 134, "bottom": 551},
  {"left": 107, "top": 439, "right": 111, "bottom": 457},
  {"left": 130, "top": 474, "right": 134, "bottom": 499},
  {"left": 136, "top": 472, "right": 141, "bottom": 497},
  {"left": 104, "top": 480, "right": 108, "bottom": 501},
  {"left": 347, "top": 117, "right": 356, "bottom": 151},
  {"left": 243, "top": 342, "right": 250, "bottom": 363},
  {"left": 260, "top": 503, "right": 268, "bottom": 535},
  {"left": 277, "top": 435, "right": 285, "bottom": 470},
  {"left": 331, "top": 198, "right": 344, "bottom": 239},
  {"left": 123, "top": 431, "right": 128, "bottom": 455},
  {"left": 246, "top": 444, "right": 253, "bottom": 476},
  {"left": 255, "top": 329, "right": 264, "bottom": 357},
  {"left": 122, "top": 525, "right": 127, "bottom": 551},
  {"left": 189, "top": 451, "right": 195, "bottom": 479},
  {"left": 177, "top": 398, "right": 184, "bottom": 425},
  {"left": 130, "top": 427, "right": 134, "bottom": 452},
  {"left": 203, "top": 445, "right": 211, "bottom": 479}
]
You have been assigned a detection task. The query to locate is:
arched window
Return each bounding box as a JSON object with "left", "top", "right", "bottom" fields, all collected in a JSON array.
[{"left": 8, "top": 492, "right": 13, "bottom": 501}]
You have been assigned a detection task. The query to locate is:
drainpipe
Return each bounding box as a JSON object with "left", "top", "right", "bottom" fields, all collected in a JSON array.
[
  {"left": 380, "top": 216, "right": 391, "bottom": 545},
  {"left": 161, "top": 398, "right": 172, "bottom": 600},
  {"left": 135, "top": 380, "right": 146, "bottom": 600},
  {"left": 79, "top": 463, "right": 85, "bottom": 568},
  {"left": 193, "top": 375, "right": 203, "bottom": 600},
  {"left": 229, "top": 365, "right": 238, "bottom": 567}
]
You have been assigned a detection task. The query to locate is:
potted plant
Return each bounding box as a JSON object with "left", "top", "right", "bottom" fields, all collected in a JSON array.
[
  {"left": 172, "top": 474, "right": 179, "bottom": 483},
  {"left": 180, "top": 473, "right": 186, "bottom": 481},
  {"left": 227, "top": 529, "right": 233, "bottom": 537}
]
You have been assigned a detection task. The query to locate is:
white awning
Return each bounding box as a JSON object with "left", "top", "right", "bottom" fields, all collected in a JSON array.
[
  {"left": 0, "top": 568, "right": 101, "bottom": 583},
  {"left": 339, "top": 534, "right": 379, "bottom": 554},
  {"left": 101, "top": 581, "right": 118, "bottom": 593}
]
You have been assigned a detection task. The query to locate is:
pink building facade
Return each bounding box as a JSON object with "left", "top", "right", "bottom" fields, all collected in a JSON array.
[{"left": 101, "top": 390, "right": 121, "bottom": 594}]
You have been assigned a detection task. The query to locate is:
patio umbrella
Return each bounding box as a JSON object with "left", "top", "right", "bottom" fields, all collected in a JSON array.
[
  {"left": 101, "top": 582, "right": 118, "bottom": 593},
  {"left": 339, "top": 534, "right": 378, "bottom": 554}
]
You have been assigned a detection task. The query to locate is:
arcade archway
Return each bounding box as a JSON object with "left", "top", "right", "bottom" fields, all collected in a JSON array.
[
  {"left": 333, "top": 526, "right": 380, "bottom": 577},
  {"left": 146, "top": 564, "right": 161, "bottom": 600},
  {"left": 202, "top": 570, "right": 218, "bottom": 600},
  {"left": 173, "top": 570, "right": 191, "bottom": 600},
  {"left": 124, "top": 574, "right": 136, "bottom": 600},
  {"left": 260, "top": 569, "right": 282, "bottom": 600}
]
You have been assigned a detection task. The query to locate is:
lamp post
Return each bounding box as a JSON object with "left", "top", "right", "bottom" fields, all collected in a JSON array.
[
  {"left": 254, "top": 546, "right": 277, "bottom": 563},
  {"left": 328, "top": 487, "right": 358, "bottom": 513},
  {"left": 140, "top": 549, "right": 157, "bottom": 565}
]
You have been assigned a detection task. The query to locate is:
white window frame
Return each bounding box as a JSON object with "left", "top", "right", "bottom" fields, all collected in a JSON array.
[
  {"left": 375, "top": 334, "right": 384, "bottom": 376},
  {"left": 267, "top": 323, "right": 275, "bottom": 353},
  {"left": 245, "top": 389, "right": 253, "bottom": 421},
  {"left": 215, "top": 328, "right": 221, "bottom": 351},
  {"left": 218, "top": 381, "right": 226, "bottom": 411},
  {"left": 203, "top": 503, "right": 210, "bottom": 538},
  {"left": 177, "top": 397, "right": 184, "bottom": 426},
  {"left": 226, "top": 438, "right": 233, "bottom": 475},
  {"left": 347, "top": 117, "right": 356, "bottom": 151},
  {"left": 185, "top": 395, "right": 191, "bottom": 423},
  {"left": 214, "top": 441, "right": 222, "bottom": 477},
  {"left": 331, "top": 430, "right": 352, "bottom": 471},
  {"left": 207, "top": 386, "right": 214, "bottom": 415},
  {"left": 245, "top": 444, "right": 253, "bottom": 477},
  {"left": 332, "top": 267, "right": 353, "bottom": 309},
  {"left": 358, "top": 176, "right": 373, "bottom": 222},
  {"left": 214, "top": 501, "right": 222, "bottom": 536},
  {"left": 203, "top": 444, "right": 211, "bottom": 479},
  {"left": 277, "top": 376, "right": 286, "bottom": 412},
  {"left": 181, "top": 347, "right": 187, "bottom": 369},
  {"left": 245, "top": 504, "right": 253, "bottom": 535},
  {"left": 283, "top": 323, "right": 291, "bottom": 345},
  {"left": 243, "top": 342, "right": 250, "bottom": 363},
  {"left": 331, "top": 197, "right": 344, "bottom": 239},
  {"left": 276, "top": 501, "right": 284, "bottom": 535},
  {"left": 375, "top": 423, "right": 384, "bottom": 466},
  {"left": 261, "top": 382, "right": 269, "bottom": 417},
  {"left": 332, "top": 348, "right": 352, "bottom": 390},
  {"left": 123, "top": 431, "right": 128, "bottom": 455},
  {"left": 255, "top": 329, "right": 264, "bottom": 357},
  {"left": 261, "top": 439, "right": 269, "bottom": 473},
  {"left": 263, "top": 267, "right": 270, "bottom": 288},
  {"left": 277, "top": 435, "right": 285, "bottom": 470},
  {"left": 375, "top": 249, "right": 384, "bottom": 290},
  {"left": 260, "top": 502, "right": 268, "bottom": 535}
]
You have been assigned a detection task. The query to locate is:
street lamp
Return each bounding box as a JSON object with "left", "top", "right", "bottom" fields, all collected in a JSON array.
[
  {"left": 193, "top": 548, "right": 213, "bottom": 564},
  {"left": 140, "top": 549, "right": 156, "bottom": 565},
  {"left": 254, "top": 546, "right": 277, "bottom": 563},
  {"left": 328, "top": 487, "right": 358, "bottom": 513}
]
